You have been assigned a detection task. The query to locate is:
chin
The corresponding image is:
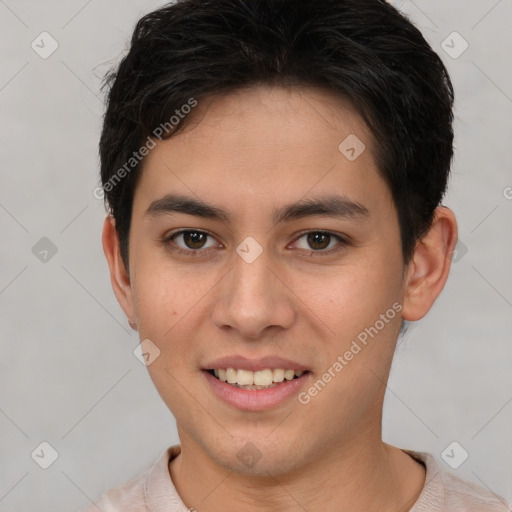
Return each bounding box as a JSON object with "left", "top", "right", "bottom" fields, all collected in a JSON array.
[{"left": 208, "top": 434, "right": 310, "bottom": 478}]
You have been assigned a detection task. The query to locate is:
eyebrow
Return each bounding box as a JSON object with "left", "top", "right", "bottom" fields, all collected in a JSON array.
[{"left": 145, "top": 193, "right": 370, "bottom": 224}]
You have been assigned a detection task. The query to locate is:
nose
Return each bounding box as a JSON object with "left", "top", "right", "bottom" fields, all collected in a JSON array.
[{"left": 211, "top": 248, "right": 296, "bottom": 340}]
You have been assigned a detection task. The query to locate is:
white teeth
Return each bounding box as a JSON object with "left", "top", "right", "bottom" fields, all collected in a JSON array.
[
  {"left": 236, "top": 369, "right": 254, "bottom": 386},
  {"left": 254, "top": 369, "right": 273, "bottom": 386},
  {"left": 284, "top": 369, "right": 295, "bottom": 381},
  {"left": 272, "top": 368, "right": 285, "bottom": 382},
  {"left": 212, "top": 367, "right": 306, "bottom": 387},
  {"left": 226, "top": 367, "right": 238, "bottom": 384}
]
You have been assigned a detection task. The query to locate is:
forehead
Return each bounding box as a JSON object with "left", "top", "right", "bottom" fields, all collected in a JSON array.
[
  {"left": 173, "top": 84, "right": 374, "bottom": 154},
  {"left": 133, "top": 84, "right": 389, "bottom": 219}
]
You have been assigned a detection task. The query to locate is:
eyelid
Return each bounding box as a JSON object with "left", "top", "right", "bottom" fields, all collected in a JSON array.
[
  {"left": 292, "top": 229, "right": 349, "bottom": 243},
  {"left": 165, "top": 229, "right": 221, "bottom": 253},
  {"left": 289, "top": 230, "right": 349, "bottom": 254},
  {"left": 163, "top": 228, "right": 349, "bottom": 256}
]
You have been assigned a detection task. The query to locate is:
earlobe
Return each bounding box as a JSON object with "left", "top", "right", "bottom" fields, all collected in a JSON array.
[
  {"left": 401, "top": 206, "right": 458, "bottom": 321},
  {"left": 102, "top": 216, "right": 136, "bottom": 323}
]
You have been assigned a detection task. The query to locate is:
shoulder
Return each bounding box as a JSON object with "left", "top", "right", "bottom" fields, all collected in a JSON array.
[
  {"left": 404, "top": 449, "right": 512, "bottom": 512},
  {"left": 439, "top": 468, "right": 512, "bottom": 511},
  {"left": 79, "top": 468, "right": 147, "bottom": 512},
  {"left": 78, "top": 445, "right": 181, "bottom": 512}
]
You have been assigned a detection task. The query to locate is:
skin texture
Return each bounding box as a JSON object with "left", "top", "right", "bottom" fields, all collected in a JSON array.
[{"left": 102, "top": 84, "right": 458, "bottom": 511}]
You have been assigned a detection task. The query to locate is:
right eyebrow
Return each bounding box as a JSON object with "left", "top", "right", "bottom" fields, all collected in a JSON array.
[
  {"left": 144, "top": 192, "right": 371, "bottom": 225},
  {"left": 145, "top": 193, "right": 231, "bottom": 224}
]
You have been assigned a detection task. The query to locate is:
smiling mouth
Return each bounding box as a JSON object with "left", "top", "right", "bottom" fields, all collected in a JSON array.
[{"left": 206, "top": 368, "right": 309, "bottom": 390}]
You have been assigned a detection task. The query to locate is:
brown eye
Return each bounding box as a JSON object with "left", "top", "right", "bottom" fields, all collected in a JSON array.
[
  {"left": 293, "top": 231, "right": 348, "bottom": 255},
  {"left": 168, "top": 230, "right": 217, "bottom": 252},
  {"left": 182, "top": 231, "right": 208, "bottom": 249},
  {"left": 306, "top": 232, "right": 331, "bottom": 250}
]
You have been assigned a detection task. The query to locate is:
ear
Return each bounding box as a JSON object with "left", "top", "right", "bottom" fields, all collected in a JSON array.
[
  {"left": 401, "top": 206, "right": 458, "bottom": 321},
  {"left": 102, "top": 216, "right": 136, "bottom": 328}
]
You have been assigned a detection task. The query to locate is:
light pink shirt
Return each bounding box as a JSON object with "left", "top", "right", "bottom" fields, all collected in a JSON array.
[{"left": 80, "top": 444, "right": 511, "bottom": 511}]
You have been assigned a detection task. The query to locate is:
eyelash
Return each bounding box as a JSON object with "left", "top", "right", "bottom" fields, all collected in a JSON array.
[{"left": 163, "top": 229, "right": 350, "bottom": 257}]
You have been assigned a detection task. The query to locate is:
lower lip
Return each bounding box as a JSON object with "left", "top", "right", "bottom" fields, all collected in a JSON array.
[{"left": 203, "top": 370, "right": 310, "bottom": 411}]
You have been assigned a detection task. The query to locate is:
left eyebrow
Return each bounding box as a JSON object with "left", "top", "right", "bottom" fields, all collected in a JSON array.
[
  {"left": 272, "top": 195, "right": 370, "bottom": 224},
  {"left": 144, "top": 192, "right": 370, "bottom": 224}
]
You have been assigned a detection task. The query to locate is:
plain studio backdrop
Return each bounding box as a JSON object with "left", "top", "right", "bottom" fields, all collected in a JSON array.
[{"left": 0, "top": 1, "right": 511, "bottom": 510}]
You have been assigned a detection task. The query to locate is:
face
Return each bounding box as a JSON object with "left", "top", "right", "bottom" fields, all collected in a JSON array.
[{"left": 113, "top": 85, "right": 412, "bottom": 475}]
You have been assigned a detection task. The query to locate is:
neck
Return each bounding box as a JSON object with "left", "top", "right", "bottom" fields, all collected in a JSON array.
[{"left": 168, "top": 426, "right": 425, "bottom": 512}]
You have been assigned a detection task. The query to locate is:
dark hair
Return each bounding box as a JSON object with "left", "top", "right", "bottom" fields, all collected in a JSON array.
[{"left": 99, "top": 0, "right": 454, "bottom": 270}]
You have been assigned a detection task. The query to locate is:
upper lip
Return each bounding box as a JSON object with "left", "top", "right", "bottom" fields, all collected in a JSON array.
[{"left": 203, "top": 355, "right": 309, "bottom": 372}]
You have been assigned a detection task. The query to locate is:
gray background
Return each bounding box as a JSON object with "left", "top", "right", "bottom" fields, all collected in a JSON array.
[{"left": 0, "top": 0, "right": 511, "bottom": 510}]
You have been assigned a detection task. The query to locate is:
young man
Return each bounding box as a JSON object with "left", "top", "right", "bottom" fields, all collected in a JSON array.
[{"left": 84, "top": 0, "right": 511, "bottom": 510}]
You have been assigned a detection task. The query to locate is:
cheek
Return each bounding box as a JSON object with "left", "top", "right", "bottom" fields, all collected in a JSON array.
[
  {"left": 132, "top": 272, "right": 175, "bottom": 332},
  {"left": 303, "top": 251, "right": 404, "bottom": 394},
  {"left": 130, "top": 261, "right": 219, "bottom": 359},
  {"left": 130, "top": 265, "right": 188, "bottom": 353},
  {"left": 132, "top": 268, "right": 204, "bottom": 408},
  {"left": 300, "top": 255, "right": 402, "bottom": 338},
  {"left": 130, "top": 240, "right": 198, "bottom": 326},
  {"left": 295, "top": 264, "right": 402, "bottom": 426}
]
